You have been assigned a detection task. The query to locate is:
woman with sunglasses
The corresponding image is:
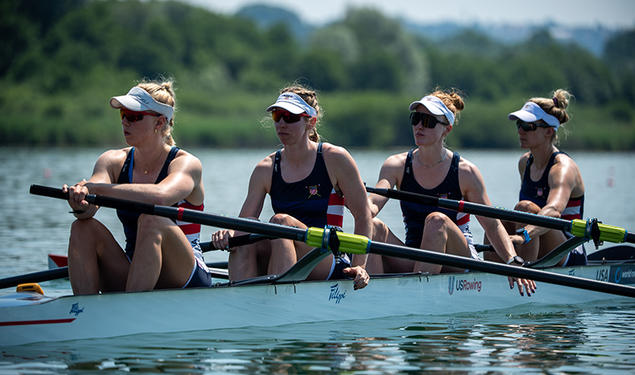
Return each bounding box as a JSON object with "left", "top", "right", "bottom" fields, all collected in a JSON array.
[
  {"left": 490, "top": 89, "right": 586, "bottom": 266},
  {"left": 63, "top": 81, "right": 211, "bottom": 295},
  {"left": 366, "top": 89, "right": 536, "bottom": 296},
  {"left": 212, "top": 85, "right": 372, "bottom": 290}
]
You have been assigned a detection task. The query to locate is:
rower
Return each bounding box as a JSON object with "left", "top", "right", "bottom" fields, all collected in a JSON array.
[
  {"left": 366, "top": 89, "right": 536, "bottom": 297},
  {"left": 487, "top": 89, "right": 587, "bottom": 267},
  {"left": 64, "top": 81, "right": 211, "bottom": 295},
  {"left": 211, "top": 84, "right": 372, "bottom": 290}
]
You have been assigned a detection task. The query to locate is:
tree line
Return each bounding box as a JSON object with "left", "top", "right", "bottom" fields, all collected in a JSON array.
[{"left": 1, "top": 0, "right": 633, "bottom": 149}]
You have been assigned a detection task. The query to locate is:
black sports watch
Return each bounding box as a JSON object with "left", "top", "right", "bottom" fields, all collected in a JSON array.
[{"left": 506, "top": 255, "right": 525, "bottom": 266}]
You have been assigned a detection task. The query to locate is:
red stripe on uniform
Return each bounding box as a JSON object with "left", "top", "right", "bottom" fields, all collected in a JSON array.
[
  {"left": 0, "top": 318, "right": 75, "bottom": 326},
  {"left": 456, "top": 214, "right": 470, "bottom": 226},
  {"left": 327, "top": 213, "right": 343, "bottom": 228},
  {"left": 566, "top": 199, "right": 582, "bottom": 208},
  {"left": 179, "top": 223, "right": 201, "bottom": 235},
  {"left": 328, "top": 194, "right": 344, "bottom": 205}
]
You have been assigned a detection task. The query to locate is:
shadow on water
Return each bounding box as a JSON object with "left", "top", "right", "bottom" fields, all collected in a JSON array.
[{"left": 1, "top": 301, "right": 634, "bottom": 374}]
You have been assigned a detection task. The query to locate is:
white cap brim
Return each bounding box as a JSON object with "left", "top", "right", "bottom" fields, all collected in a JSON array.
[
  {"left": 265, "top": 92, "right": 317, "bottom": 117},
  {"left": 266, "top": 102, "right": 305, "bottom": 115},
  {"left": 110, "top": 87, "right": 174, "bottom": 122},
  {"left": 508, "top": 101, "right": 559, "bottom": 129},
  {"left": 408, "top": 95, "right": 455, "bottom": 125}
]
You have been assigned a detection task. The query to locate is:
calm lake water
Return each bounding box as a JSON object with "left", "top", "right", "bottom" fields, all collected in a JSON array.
[{"left": 1, "top": 147, "right": 634, "bottom": 373}]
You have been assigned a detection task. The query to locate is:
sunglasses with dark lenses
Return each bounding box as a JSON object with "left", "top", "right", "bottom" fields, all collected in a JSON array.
[
  {"left": 516, "top": 119, "right": 551, "bottom": 131},
  {"left": 409, "top": 112, "right": 446, "bottom": 128},
  {"left": 271, "top": 109, "right": 309, "bottom": 123},
  {"left": 120, "top": 109, "right": 160, "bottom": 122}
]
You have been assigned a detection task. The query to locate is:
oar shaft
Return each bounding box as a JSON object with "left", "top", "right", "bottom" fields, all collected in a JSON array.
[
  {"left": 366, "top": 241, "right": 635, "bottom": 298},
  {"left": 367, "top": 186, "right": 633, "bottom": 244},
  {"left": 0, "top": 268, "right": 68, "bottom": 289},
  {"left": 367, "top": 186, "right": 571, "bottom": 231},
  {"left": 29, "top": 185, "right": 308, "bottom": 243}
]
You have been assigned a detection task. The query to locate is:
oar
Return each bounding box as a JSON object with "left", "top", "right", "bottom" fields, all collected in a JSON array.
[
  {"left": 366, "top": 186, "right": 634, "bottom": 245},
  {"left": 0, "top": 234, "right": 265, "bottom": 290},
  {"left": 29, "top": 184, "right": 635, "bottom": 298}
]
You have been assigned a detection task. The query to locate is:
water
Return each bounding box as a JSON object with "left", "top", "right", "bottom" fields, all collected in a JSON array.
[{"left": 1, "top": 147, "right": 634, "bottom": 373}]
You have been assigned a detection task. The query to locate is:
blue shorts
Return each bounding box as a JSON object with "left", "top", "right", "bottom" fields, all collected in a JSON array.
[
  {"left": 184, "top": 261, "right": 212, "bottom": 288},
  {"left": 327, "top": 254, "right": 352, "bottom": 280},
  {"left": 563, "top": 246, "right": 588, "bottom": 267},
  {"left": 562, "top": 233, "right": 588, "bottom": 267}
]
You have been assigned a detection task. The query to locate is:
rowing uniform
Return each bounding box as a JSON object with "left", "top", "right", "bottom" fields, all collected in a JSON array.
[
  {"left": 520, "top": 151, "right": 587, "bottom": 266},
  {"left": 270, "top": 142, "right": 349, "bottom": 279},
  {"left": 399, "top": 150, "right": 478, "bottom": 259},
  {"left": 116, "top": 146, "right": 212, "bottom": 288}
]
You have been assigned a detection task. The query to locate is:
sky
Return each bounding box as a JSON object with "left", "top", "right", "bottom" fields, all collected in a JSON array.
[{"left": 184, "top": 0, "right": 634, "bottom": 29}]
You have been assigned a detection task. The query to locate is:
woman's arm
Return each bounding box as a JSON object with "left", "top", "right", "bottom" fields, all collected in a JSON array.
[
  {"left": 461, "top": 159, "right": 536, "bottom": 296},
  {"left": 324, "top": 144, "right": 372, "bottom": 289},
  {"left": 460, "top": 159, "right": 519, "bottom": 263},
  {"left": 66, "top": 149, "right": 127, "bottom": 219},
  {"left": 522, "top": 154, "right": 582, "bottom": 240},
  {"left": 84, "top": 150, "right": 202, "bottom": 206},
  {"left": 368, "top": 153, "right": 405, "bottom": 217},
  {"left": 238, "top": 156, "right": 273, "bottom": 219},
  {"left": 212, "top": 155, "right": 272, "bottom": 249}
]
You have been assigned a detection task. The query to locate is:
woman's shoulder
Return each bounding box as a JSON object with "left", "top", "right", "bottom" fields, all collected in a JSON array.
[
  {"left": 457, "top": 154, "right": 479, "bottom": 175},
  {"left": 553, "top": 150, "right": 575, "bottom": 164},
  {"left": 552, "top": 151, "right": 581, "bottom": 174},
  {"left": 320, "top": 142, "right": 355, "bottom": 165},
  {"left": 253, "top": 151, "right": 276, "bottom": 172},
  {"left": 97, "top": 147, "right": 131, "bottom": 165},
  {"left": 320, "top": 142, "right": 348, "bottom": 156},
  {"left": 384, "top": 150, "right": 408, "bottom": 166},
  {"left": 173, "top": 147, "right": 201, "bottom": 162}
]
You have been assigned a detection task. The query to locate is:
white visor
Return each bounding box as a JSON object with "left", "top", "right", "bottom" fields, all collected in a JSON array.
[
  {"left": 408, "top": 95, "right": 455, "bottom": 125},
  {"left": 508, "top": 102, "right": 560, "bottom": 129},
  {"left": 266, "top": 92, "right": 317, "bottom": 117},
  {"left": 110, "top": 87, "right": 174, "bottom": 122}
]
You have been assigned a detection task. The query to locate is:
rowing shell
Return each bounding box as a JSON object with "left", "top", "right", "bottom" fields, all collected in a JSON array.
[{"left": 1, "top": 261, "right": 634, "bottom": 347}]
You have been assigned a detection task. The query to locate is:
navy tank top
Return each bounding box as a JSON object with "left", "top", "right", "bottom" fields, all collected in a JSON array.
[
  {"left": 270, "top": 143, "right": 334, "bottom": 228},
  {"left": 116, "top": 146, "right": 179, "bottom": 258},
  {"left": 400, "top": 150, "right": 472, "bottom": 248},
  {"left": 519, "top": 151, "right": 584, "bottom": 220}
]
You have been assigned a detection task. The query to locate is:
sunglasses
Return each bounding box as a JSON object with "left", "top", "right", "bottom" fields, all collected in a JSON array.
[
  {"left": 271, "top": 109, "right": 310, "bottom": 123},
  {"left": 409, "top": 112, "right": 447, "bottom": 128},
  {"left": 516, "top": 119, "right": 551, "bottom": 131},
  {"left": 120, "top": 109, "right": 160, "bottom": 122}
]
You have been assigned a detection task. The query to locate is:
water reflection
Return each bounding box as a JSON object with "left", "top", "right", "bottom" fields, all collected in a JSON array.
[{"left": 2, "top": 304, "right": 634, "bottom": 374}]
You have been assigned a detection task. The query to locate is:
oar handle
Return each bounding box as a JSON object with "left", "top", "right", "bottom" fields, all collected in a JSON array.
[
  {"left": 200, "top": 233, "right": 274, "bottom": 251},
  {"left": 30, "top": 184, "right": 68, "bottom": 200},
  {"left": 30, "top": 184, "right": 156, "bottom": 214}
]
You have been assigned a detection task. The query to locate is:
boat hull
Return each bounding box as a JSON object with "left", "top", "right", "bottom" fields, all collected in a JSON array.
[{"left": 1, "top": 262, "right": 634, "bottom": 346}]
